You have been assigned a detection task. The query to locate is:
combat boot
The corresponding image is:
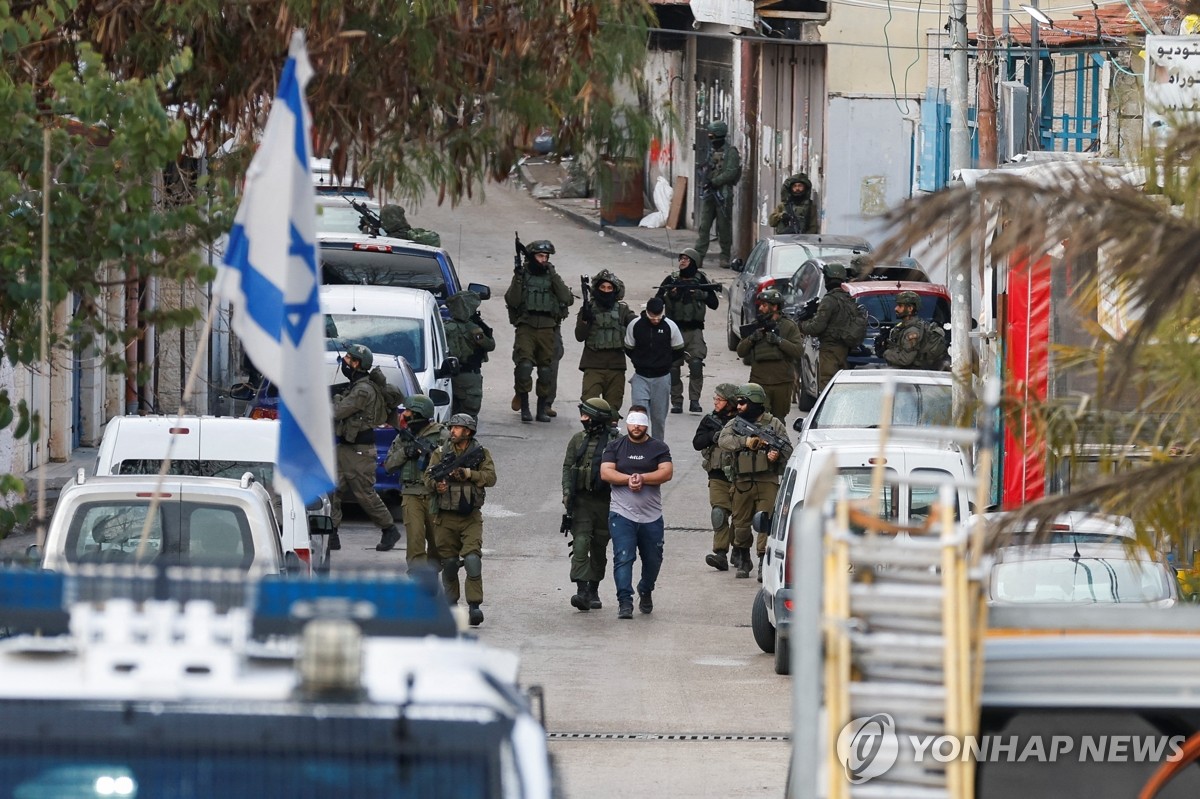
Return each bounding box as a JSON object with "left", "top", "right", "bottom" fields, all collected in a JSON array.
[
  {"left": 689, "top": 400, "right": 703, "bottom": 413},
  {"left": 617, "top": 599, "right": 634, "bottom": 620},
  {"left": 328, "top": 528, "right": 342, "bottom": 551},
  {"left": 518, "top": 392, "right": 533, "bottom": 422},
  {"left": 730, "top": 548, "right": 744, "bottom": 571},
  {"left": 511, "top": 394, "right": 522, "bottom": 412},
  {"left": 545, "top": 403, "right": 557, "bottom": 418},
  {"left": 587, "top": 581, "right": 603, "bottom": 610},
  {"left": 468, "top": 602, "right": 484, "bottom": 627},
  {"left": 757, "top": 553, "right": 765, "bottom": 583},
  {"left": 375, "top": 524, "right": 401, "bottom": 552},
  {"left": 535, "top": 397, "right": 552, "bottom": 423},
  {"left": 670, "top": 402, "right": 683, "bottom": 414},
  {"left": 705, "top": 551, "right": 729, "bottom": 572},
  {"left": 735, "top": 548, "right": 752, "bottom": 579},
  {"left": 570, "top": 581, "right": 591, "bottom": 611}
]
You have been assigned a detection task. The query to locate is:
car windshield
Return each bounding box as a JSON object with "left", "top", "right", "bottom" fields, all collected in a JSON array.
[
  {"left": 856, "top": 293, "right": 949, "bottom": 327},
  {"left": 64, "top": 500, "right": 253, "bottom": 568},
  {"left": 326, "top": 314, "right": 425, "bottom": 371},
  {"left": 317, "top": 203, "right": 373, "bottom": 235},
  {"left": 991, "top": 556, "right": 1174, "bottom": 604},
  {"left": 770, "top": 245, "right": 868, "bottom": 279},
  {"left": 112, "top": 459, "right": 274, "bottom": 491},
  {"left": 810, "top": 383, "right": 953, "bottom": 428},
  {"left": 322, "top": 248, "right": 446, "bottom": 299}
]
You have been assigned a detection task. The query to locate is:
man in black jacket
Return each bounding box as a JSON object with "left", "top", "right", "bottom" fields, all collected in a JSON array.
[
  {"left": 623, "top": 297, "right": 684, "bottom": 442},
  {"left": 692, "top": 383, "right": 739, "bottom": 572}
]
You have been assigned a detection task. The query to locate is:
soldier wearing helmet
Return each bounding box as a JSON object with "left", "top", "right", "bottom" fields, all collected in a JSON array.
[
  {"left": 331, "top": 344, "right": 403, "bottom": 553},
  {"left": 575, "top": 270, "right": 636, "bottom": 410},
  {"left": 718, "top": 383, "right": 793, "bottom": 580},
  {"left": 878, "top": 290, "right": 949, "bottom": 370},
  {"left": 796, "top": 261, "right": 860, "bottom": 394},
  {"left": 561, "top": 397, "right": 620, "bottom": 612},
  {"left": 383, "top": 395, "right": 449, "bottom": 567},
  {"left": 657, "top": 248, "right": 720, "bottom": 414},
  {"left": 505, "top": 238, "right": 574, "bottom": 422},
  {"left": 692, "top": 382, "right": 740, "bottom": 572},
  {"left": 735, "top": 288, "right": 804, "bottom": 422},
  {"left": 424, "top": 413, "right": 497, "bottom": 627},
  {"left": 444, "top": 291, "right": 496, "bottom": 417},
  {"left": 767, "top": 173, "right": 819, "bottom": 235},
  {"left": 693, "top": 120, "right": 742, "bottom": 269}
]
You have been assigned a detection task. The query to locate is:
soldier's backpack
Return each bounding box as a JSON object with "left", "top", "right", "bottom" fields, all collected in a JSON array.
[
  {"left": 837, "top": 301, "right": 869, "bottom": 348},
  {"left": 916, "top": 323, "right": 950, "bottom": 369},
  {"left": 368, "top": 367, "right": 405, "bottom": 428}
]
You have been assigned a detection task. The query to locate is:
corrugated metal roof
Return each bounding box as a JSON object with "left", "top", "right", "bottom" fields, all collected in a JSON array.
[{"left": 975, "top": 0, "right": 1173, "bottom": 45}]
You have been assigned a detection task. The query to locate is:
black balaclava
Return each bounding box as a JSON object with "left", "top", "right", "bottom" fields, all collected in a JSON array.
[
  {"left": 527, "top": 256, "right": 547, "bottom": 275},
  {"left": 341, "top": 360, "right": 362, "bottom": 381},
  {"left": 679, "top": 259, "right": 699, "bottom": 280},
  {"left": 594, "top": 283, "right": 617, "bottom": 309},
  {"left": 738, "top": 402, "right": 765, "bottom": 421},
  {"left": 408, "top": 416, "right": 430, "bottom": 434}
]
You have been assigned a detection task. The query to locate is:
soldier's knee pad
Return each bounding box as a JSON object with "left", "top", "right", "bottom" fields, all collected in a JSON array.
[
  {"left": 442, "top": 558, "right": 461, "bottom": 580},
  {"left": 688, "top": 358, "right": 705, "bottom": 379},
  {"left": 710, "top": 506, "right": 730, "bottom": 532},
  {"left": 463, "top": 553, "right": 482, "bottom": 579}
]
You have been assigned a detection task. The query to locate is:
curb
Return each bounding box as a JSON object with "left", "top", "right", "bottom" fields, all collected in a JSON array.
[{"left": 539, "top": 201, "right": 680, "bottom": 261}]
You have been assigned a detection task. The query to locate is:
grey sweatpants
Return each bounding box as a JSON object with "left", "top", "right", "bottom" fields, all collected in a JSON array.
[{"left": 629, "top": 373, "right": 671, "bottom": 442}]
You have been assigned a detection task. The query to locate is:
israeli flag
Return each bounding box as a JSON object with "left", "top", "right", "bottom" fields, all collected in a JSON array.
[{"left": 216, "top": 30, "right": 335, "bottom": 504}]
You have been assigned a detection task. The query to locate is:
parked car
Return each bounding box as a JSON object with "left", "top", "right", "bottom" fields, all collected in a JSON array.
[
  {"left": 752, "top": 438, "right": 974, "bottom": 674},
  {"left": 316, "top": 194, "right": 377, "bottom": 235},
  {"left": 30, "top": 472, "right": 293, "bottom": 574},
  {"left": 795, "top": 367, "right": 954, "bottom": 442},
  {"left": 317, "top": 231, "right": 491, "bottom": 314},
  {"left": 93, "top": 415, "right": 334, "bottom": 575},
  {"left": 792, "top": 275, "right": 951, "bottom": 410},
  {"left": 987, "top": 541, "right": 1178, "bottom": 607},
  {"left": 726, "top": 233, "right": 873, "bottom": 351},
  {"left": 973, "top": 511, "right": 1139, "bottom": 545}
]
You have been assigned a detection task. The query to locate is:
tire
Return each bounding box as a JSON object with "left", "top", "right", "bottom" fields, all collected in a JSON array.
[
  {"left": 774, "top": 626, "right": 791, "bottom": 675},
  {"left": 751, "top": 588, "right": 776, "bottom": 654},
  {"left": 727, "top": 316, "right": 740, "bottom": 351}
]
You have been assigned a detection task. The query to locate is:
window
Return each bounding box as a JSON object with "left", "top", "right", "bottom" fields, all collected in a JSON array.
[
  {"left": 321, "top": 248, "right": 447, "bottom": 299},
  {"left": 325, "top": 314, "right": 425, "bottom": 370},
  {"left": 837, "top": 467, "right": 898, "bottom": 532},
  {"left": 908, "top": 468, "right": 958, "bottom": 525},
  {"left": 791, "top": 263, "right": 822, "bottom": 305},
  {"left": 771, "top": 467, "right": 799, "bottom": 541},
  {"left": 69, "top": 503, "right": 163, "bottom": 563},
  {"left": 991, "top": 557, "right": 1174, "bottom": 604},
  {"left": 809, "top": 383, "right": 953, "bottom": 429},
  {"left": 115, "top": 459, "right": 274, "bottom": 490},
  {"left": 64, "top": 501, "right": 253, "bottom": 568}
]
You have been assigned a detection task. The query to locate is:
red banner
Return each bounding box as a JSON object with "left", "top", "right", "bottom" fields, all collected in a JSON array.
[{"left": 1001, "top": 251, "right": 1051, "bottom": 508}]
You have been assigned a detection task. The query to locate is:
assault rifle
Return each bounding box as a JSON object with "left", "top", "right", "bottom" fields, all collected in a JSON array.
[
  {"left": 656, "top": 280, "right": 722, "bottom": 295},
  {"left": 428, "top": 442, "right": 487, "bottom": 483},
  {"left": 580, "top": 275, "right": 593, "bottom": 322},
  {"left": 793, "top": 297, "right": 819, "bottom": 323},
  {"left": 395, "top": 425, "right": 438, "bottom": 461},
  {"left": 513, "top": 232, "right": 529, "bottom": 276},
  {"left": 729, "top": 416, "right": 792, "bottom": 456},
  {"left": 348, "top": 196, "right": 383, "bottom": 236},
  {"left": 739, "top": 318, "right": 778, "bottom": 340}
]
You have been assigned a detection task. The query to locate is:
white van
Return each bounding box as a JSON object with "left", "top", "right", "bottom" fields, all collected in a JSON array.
[
  {"left": 94, "top": 416, "right": 333, "bottom": 574},
  {"left": 752, "top": 437, "right": 974, "bottom": 674},
  {"left": 321, "top": 285, "right": 457, "bottom": 421}
]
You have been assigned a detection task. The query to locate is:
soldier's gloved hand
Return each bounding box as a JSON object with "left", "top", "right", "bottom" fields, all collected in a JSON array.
[
  {"left": 874, "top": 335, "right": 888, "bottom": 358},
  {"left": 460, "top": 468, "right": 472, "bottom": 480},
  {"left": 404, "top": 443, "right": 420, "bottom": 458},
  {"left": 766, "top": 331, "right": 782, "bottom": 345},
  {"left": 745, "top": 436, "right": 764, "bottom": 451},
  {"left": 563, "top": 494, "right": 570, "bottom": 509}
]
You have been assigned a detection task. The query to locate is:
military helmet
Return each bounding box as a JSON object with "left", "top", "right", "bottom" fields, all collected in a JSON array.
[
  {"left": 527, "top": 240, "right": 555, "bottom": 255},
  {"left": 822, "top": 262, "right": 848, "bottom": 281},
  {"left": 402, "top": 394, "right": 435, "bottom": 420},
  {"left": 714, "top": 383, "right": 739, "bottom": 401},
  {"left": 579, "top": 397, "right": 617, "bottom": 421},
  {"left": 679, "top": 247, "right": 703, "bottom": 268},
  {"left": 447, "top": 413, "right": 478, "bottom": 432},
  {"left": 344, "top": 343, "right": 373, "bottom": 371},
  {"left": 735, "top": 383, "right": 768, "bottom": 405},
  {"left": 706, "top": 121, "right": 729, "bottom": 138},
  {"left": 756, "top": 289, "right": 785, "bottom": 307},
  {"left": 896, "top": 290, "right": 921, "bottom": 306}
]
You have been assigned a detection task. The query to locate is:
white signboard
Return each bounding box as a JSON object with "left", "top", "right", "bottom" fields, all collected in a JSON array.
[
  {"left": 690, "top": 0, "right": 755, "bottom": 30},
  {"left": 1144, "top": 35, "right": 1200, "bottom": 144}
]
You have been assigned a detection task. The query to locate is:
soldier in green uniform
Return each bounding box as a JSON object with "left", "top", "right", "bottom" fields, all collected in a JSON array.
[
  {"left": 331, "top": 344, "right": 402, "bottom": 552},
  {"left": 575, "top": 270, "right": 636, "bottom": 411},
  {"left": 443, "top": 291, "right": 495, "bottom": 416},
  {"left": 797, "top": 263, "right": 859, "bottom": 393},
  {"left": 382, "top": 395, "right": 449, "bottom": 569},
  {"left": 735, "top": 289, "right": 804, "bottom": 422},
  {"left": 692, "top": 383, "right": 739, "bottom": 572},
  {"left": 767, "top": 173, "right": 819, "bottom": 235},
  {"left": 718, "top": 383, "right": 793, "bottom": 581},
  {"left": 693, "top": 121, "right": 742, "bottom": 269},
  {"left": 425, "top": 413, "right": 497, "bottom": 627},
  {"left": 879, "top": 290, "right": 949, "bottom": 370},
  {"left": 504, "top": 239, "right": 574, "bottom": 423},
  {"left": 562, "top": 398, "right": 619, "bottom": 612},
  {"left": 657, "top": 248, "right": 720, "bottom": 414}
]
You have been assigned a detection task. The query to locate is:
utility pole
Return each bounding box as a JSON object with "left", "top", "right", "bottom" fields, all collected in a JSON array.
[
  {"left": 978, "top": 0, "right": 998, "bottom": 167},
  {"left": 1030, "top": 0, "right": 1041, "bottom": 149},
  {"left": 948, "top": 0, "right": 974, "bottom": 421}
]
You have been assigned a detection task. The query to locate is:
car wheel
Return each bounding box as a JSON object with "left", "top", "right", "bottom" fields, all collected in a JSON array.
[
  {"left": 751, "top": 588, "right": 776, "bottom": 654},
  {"left": 727, "top": 314, "right": 739, "bottom": 351},
  {"left": 774, "top": 626, "right": 790, "bottom": 675}
]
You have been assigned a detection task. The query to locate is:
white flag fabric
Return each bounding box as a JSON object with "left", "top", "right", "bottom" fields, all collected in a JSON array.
[{"left": 216, "top": 30, "right": 335, "bottom": 504}]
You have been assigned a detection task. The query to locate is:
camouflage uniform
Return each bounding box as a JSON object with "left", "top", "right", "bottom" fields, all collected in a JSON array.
[
  {"left": 504, "top": 245, "right": 574, "bottom": 420},
  {"left": 735, "top": 310, "right": 804, "bottom": 422},
  {"left": 694, "top": 122, "right": 742, "bottom": 268},
  {"left": 692, "top": 383, "right": 738, "bottom": 570},
  {"left": 382, "top": 414, "right": 449, "bottom": 568},
  {"left": 767, "top": 173, "right": 819, "bottom": 235},
  {"left": 331, "top": 373, "right": 395, "bottom": 532},
  {"left": 444, "top": 291, "right": 495, "bottom": 416},
  {"left": 575, "top": 272, "right": 636, "bottom": 410},
  {"left": 884, "top": 317, "right": 948, "bottom": 370},
  {"left": 798, "top": 285, "right": 859, "bottom": 392},
  {"left": 425, "top": 434, "right": 497, "bottom": 610},
  {"left": 658, "top": 251, "right": 720, "bottom": 410},
  {"left": 562, "top": 402, "right": 618, "bottom": 610}
]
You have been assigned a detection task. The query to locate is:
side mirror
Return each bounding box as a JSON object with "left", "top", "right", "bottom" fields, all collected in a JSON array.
[
  {"left": 434, "top": 356, "right": 460, "bottom": 379},
  {"left": 467, "top": 282, "right": 492, "bottom": 300},
  {"left": 307, "top": 514, "right": 335, "bottom": 535},
  {"left": 751, "top": 510, "right": 772, "bottom": 535},
  {"left": 792, "top": 417, "right": 805, "bottom": 433},
  {"left": 24, "top": 543, "right": 41, "bottom": 564},
  {"left": 429, "top": 388, "right": 451, "bottom": 407},
  {"left": 730, "top": 258, "right": 745, "bottom": 273}
]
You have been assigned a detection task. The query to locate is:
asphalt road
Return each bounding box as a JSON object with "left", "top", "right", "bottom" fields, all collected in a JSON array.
[{"left": 334, "top": 183, "right": 793, "bottom": 798}]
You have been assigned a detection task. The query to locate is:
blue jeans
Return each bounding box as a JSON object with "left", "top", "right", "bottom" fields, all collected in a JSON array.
[{"left": 609, "top": 512, "right": 665, "bottom": 604}]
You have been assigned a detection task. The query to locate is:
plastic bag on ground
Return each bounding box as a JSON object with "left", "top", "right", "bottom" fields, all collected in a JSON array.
[{"left": 639, "top": 176, "right": 674, "bottom": 228}]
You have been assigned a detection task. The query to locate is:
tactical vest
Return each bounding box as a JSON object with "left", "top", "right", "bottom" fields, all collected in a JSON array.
[
  {"left": 746, "top": 328, "right": 786, "bottom": 363},
  {"left": 521, "top": 271, "right": 561, "bottom": 316},
  {"left": 567, "top": 430, "right": 612, "bottom": 495},
  {"left": 726, "top": 416, "right": 785, "bottom": 480},
  {"left": 444, "top": 320, "right": 479, "bottom": 362},
  {"left": 665, "top": 273, "right": 709, "bottom": 325},
  {"left": 398, "top": 425, "right": 445, "bottom": 488},
  {"left": 435, "top": 444, "right": 487, "bottom": 514},
  {"left": 335, "top": 379, "right": 382, "bottom": 444},
  {"left": 585, "top": 305, "right": 626, "bottom": 351},
  {"left": 701, "top": 420, "right": 731, "bottom": 475}
]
